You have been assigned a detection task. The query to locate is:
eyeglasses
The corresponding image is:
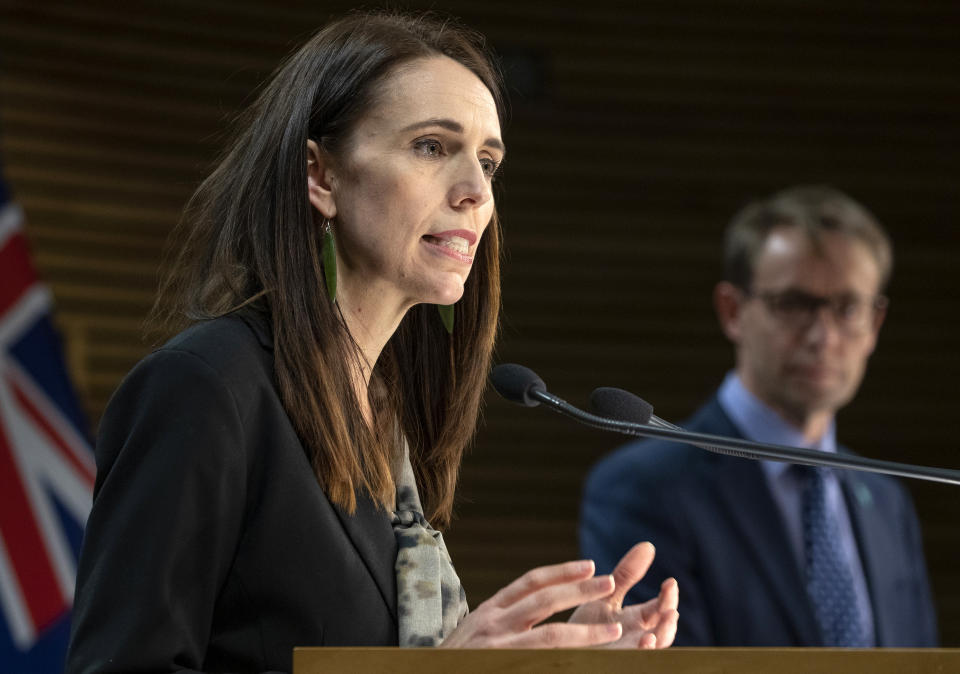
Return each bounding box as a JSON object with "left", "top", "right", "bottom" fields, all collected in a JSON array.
[{"left": 746, "top": 288, "right": 887, "bottom": 335}]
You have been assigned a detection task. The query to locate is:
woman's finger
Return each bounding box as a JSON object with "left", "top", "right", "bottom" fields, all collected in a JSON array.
[
  {"left": 632, "top": 577, "right": 679, "bottom": 626},
  {"left": 620, "top": 599, "right": 658, "bottom": 631},
  {"left": 608, "top": 542, "right": 656, "bottom": 608},
  {"left": 490, "top": 560, "right": 596, "bottom": 608},
  {"left": 658, "top": 577, "right": 679, "bottom": 612},
  {"left": 502, "top": 574, "right": 616, "bottom": 630},
  {"left": 652, "top": 608, "right": 679, "bottom": 648},
  {"left": 503, "top": 621, "right": 623, "bottom": 648}
]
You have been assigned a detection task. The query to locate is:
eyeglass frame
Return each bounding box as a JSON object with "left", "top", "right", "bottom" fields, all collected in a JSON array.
[{"left": 741, "top": 287, "right": 888, "bottom": 335}]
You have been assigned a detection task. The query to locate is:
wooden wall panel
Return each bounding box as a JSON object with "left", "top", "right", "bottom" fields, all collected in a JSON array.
[{"left": 2, "top": 0, "right": 959, "bottom": 643}]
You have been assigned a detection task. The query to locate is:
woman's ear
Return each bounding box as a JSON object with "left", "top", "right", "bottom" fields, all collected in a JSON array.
[{"left": 306, "top": 139, "right": 337, "bottom": 219}]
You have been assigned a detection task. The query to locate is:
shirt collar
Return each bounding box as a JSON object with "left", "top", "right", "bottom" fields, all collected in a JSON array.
[{"left": 717, "top": 371, "right": 837, "bottom": 479}]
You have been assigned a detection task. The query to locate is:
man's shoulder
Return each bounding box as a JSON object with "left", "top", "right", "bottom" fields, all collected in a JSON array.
[
  {"left": 837, "top": 445, "right": 914, "bottom": 505},
  {"left": 585, "top": 395, "right": 730, "bottom": 493}
]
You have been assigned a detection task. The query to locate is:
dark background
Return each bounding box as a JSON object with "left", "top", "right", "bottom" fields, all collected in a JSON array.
[{"left": 2, "top": 0, "right": 958, "bottom": 643}]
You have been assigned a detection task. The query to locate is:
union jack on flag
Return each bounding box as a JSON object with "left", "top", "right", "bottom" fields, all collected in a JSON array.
[{"left": 0, "top": 166, "right": 95, "bottom": 672}]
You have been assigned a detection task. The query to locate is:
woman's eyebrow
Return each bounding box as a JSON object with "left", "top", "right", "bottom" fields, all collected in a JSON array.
[{"left": 400, "top": 117, "right": 505, "bottom": 153}]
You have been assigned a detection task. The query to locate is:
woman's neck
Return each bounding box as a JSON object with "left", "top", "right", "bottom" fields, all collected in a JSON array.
[{"left": 334, "top": 278, "right": 412, "bottom": 423}]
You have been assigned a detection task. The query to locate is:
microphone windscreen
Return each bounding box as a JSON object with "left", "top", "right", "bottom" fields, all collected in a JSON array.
[
  {"left": 589, "top": 387, "right": 654, "bottom": 424},
  {"left": 490, "top": 363, "right": 546, "bottom": 407}
]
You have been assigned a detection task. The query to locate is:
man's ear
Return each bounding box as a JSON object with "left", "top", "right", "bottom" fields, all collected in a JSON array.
[
  {"left": 865, "top": 297, "right": 888, "bottom": 355},
  {"left": 306, "top": 139, "right": 337, "bottom": 219},
  {"left": 714, "top": 281, "right": 746, "bottom": 344},
  {"left": 872, "top": 299, "right": 888, "bottom": 334}
]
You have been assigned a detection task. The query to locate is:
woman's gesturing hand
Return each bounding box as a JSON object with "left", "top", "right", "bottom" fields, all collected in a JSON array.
[
  {"left": 568, "top": 542, "right": 679, "bottom": 649},
  {"left": 440, "top": 543, "right": 678, "bottom": 648},
  {"left": 439, "top": 560, "right": 625, "bottom": 648}
]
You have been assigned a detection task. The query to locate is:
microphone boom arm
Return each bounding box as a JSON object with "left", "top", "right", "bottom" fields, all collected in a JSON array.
[{"left": 529, "top": 389, "right": 960, "bottom": 487}]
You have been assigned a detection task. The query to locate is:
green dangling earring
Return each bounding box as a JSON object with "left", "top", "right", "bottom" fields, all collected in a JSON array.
[
  {"left": 321, "top": 219, "right": 337, "bottom": 302},
  {"left": 437, "top": 303, "right": 454, "bottom": 335}
]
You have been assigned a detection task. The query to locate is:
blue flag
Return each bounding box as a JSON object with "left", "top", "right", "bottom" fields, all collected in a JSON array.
[{"left": 0, "top": 164, "right": 95, "bottom": 673}]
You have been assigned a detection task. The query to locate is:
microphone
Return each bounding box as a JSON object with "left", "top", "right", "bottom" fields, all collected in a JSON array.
[
  {"left": 490, "top": 363, "right": 639, "bottom": 434},
  {"left": 490, "top": 363, "right": 960, "bottom": 487},
  {"left": 588, "top": 387, "right": 654, "bottom": 425},
  {"left": 488, "top": 363, "right": 546, "bottom": 407},
  {"left": 589, "top": 386, "right": 685, "bottom": 433}
]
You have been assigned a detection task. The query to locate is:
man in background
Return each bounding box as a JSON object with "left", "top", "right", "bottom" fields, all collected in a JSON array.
[{"left": 580, "top": 186, "right": 937, "bottom": 646}]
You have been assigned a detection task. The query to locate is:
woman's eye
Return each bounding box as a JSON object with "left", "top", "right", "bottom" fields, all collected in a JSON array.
[
  {"left": 480, "top": 157, "right": 501, "bottom": 178},
  {"left": 414, "top": 139, "right": 443, "bottom": 157}
]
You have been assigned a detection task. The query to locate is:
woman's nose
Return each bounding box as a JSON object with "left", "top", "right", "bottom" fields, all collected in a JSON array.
[{"left": 449, "top": 158, "right": 492, "bottom": 210}]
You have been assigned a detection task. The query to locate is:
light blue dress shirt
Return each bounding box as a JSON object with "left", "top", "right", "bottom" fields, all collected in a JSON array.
[{"left": 717, "top": 371, "right": 875, "bottom": 645}]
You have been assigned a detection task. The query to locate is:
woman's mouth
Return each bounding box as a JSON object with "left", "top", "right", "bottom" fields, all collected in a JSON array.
[{"left": 422, "top": 234, "right": 474, "bottom": 263}]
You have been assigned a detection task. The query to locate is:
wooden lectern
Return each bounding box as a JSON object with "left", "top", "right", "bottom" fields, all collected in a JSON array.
[{"left": 294, "top": 647, "right": 960, "bottom": 673}]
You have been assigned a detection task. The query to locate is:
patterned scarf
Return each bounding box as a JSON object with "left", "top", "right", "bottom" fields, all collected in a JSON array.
[{"left": 390, "top": 443, "right": 468, "bottom": 646}]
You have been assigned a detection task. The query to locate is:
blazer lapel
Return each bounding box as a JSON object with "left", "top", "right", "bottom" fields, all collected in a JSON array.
[
  {"left": 711, "top": 456, "right": 822, "bottom": 645},
  {"left": 238, "top": 308, "right": 399, "bottom": 624},
  {"left": 332, "top": 494, "right": 399, "bottom": 625},
  {"left": 693, "top": 400, "right": 820, "bottom": 644},
  {"left": 838, "top": 468, "right": 889, "bottom": 645}
]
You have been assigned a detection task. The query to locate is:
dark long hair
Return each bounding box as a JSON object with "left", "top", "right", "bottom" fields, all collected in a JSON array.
[{"left": 149, "top": 11, "right": 504, "bottom": 528}]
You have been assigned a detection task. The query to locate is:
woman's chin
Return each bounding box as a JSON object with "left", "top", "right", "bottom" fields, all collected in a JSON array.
[
  {"left": 429, "top": 291, "right": 464, "bottom": 307},
  {"left": 421, "top": 278, "right": 465, "bottom": 306}
]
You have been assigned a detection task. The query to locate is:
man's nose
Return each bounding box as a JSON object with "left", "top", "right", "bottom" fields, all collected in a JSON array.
[{"left": 802, "top": 305, "right": 844, "bottom": 347}]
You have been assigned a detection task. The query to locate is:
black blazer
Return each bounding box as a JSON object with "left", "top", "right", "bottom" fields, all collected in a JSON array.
[
  {"left": 67, "top": 312, "right": 398, "bottom": 674},
  {"left": 579, "top": 395, "right": 938, "bottom": 647}
]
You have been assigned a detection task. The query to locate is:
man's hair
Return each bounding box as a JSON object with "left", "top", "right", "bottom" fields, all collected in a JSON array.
[{"left": 723, "top": 185, "right": 893, "bottom": 291}]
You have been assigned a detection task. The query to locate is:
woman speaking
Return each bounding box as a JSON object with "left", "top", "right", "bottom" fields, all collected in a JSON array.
[{"left": 66, "top": 11, "right": 678, "bottom": 673}]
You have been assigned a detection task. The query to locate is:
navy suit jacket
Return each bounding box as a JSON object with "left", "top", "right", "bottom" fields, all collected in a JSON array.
[{"left": 580, "top": 395, "right": 937, "bottom": 647}]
